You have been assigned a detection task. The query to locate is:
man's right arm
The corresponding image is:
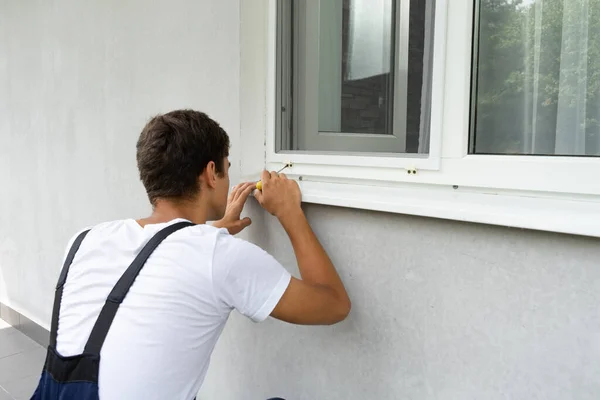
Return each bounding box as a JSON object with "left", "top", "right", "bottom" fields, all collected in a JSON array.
[{"left": 254, "top": 170, "right": 351, "bottom": 325}]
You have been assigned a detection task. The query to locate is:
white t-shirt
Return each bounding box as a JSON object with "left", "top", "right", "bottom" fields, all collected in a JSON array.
[{"left": 56, "top": 218, "right": 291, "bottom": 400}]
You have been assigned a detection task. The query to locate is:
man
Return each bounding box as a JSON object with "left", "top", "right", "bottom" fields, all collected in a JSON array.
[{"left": 33, "top": 109, "right": 351, "bottom": 399}]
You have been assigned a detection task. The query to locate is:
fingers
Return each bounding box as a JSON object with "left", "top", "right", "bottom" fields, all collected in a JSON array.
[
  {"left": 230, "top": 183, "right": 243, "bottom": 202},
  {"left": 259, "top": 170, "right": 282, "bottom": 192},
  {"left": 239, "top": 217, "right": 252, "bottom": 228},
  {"left": 232, "top": 182, "right": 256, "bottom": 201},
  {"left": 253, "top": 188, "right": 264, "bottom": 203},
  {"left": 256, "top": 170, "right": 289, "bottom": 194},
  {"left": 261, "top": 170, "right": 271, "bottom": 183},
  {"left": 228, "top": 184, "right": 239, "bottom": 202},
  {"left": 230, "top": 182, "right": 255, "bottom": 202},
  {"left": 231, "top": 217, "right": 252, "bottom": 235},
  {"left": 236, "top": 182, "right": 256, "bottom": 203}
]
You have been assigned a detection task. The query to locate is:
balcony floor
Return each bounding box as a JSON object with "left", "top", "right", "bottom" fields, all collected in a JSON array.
[{"left": 0, "top": 319, "right": 44, "bottom": 400}]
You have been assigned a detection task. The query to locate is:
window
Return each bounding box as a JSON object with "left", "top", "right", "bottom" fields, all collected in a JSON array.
[
  {"left": 277, "top": 0, "right": 436, "bottom": 154},
  {"left": 472, "top": 0, "right": 600, "bottom": 157},
  {"left": 242, "top": 0, "right": 600, "bottom": 237}
]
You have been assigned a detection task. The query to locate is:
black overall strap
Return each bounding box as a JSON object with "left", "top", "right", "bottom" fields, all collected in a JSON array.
[
  {"left": 49, "top": 229, "right": 91, "bottom": 348},
  {"left": 83, "top": 221, "right": 194, "bottom": 355}
]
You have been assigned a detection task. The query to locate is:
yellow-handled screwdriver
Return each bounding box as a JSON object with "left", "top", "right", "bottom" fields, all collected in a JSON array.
[{"left": 255, "top": 163, "right": 292, "bottom": 191}]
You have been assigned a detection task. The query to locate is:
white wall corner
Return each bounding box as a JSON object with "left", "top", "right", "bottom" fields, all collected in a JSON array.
[{"left": 239, "top": 0, "right": 269, "bottom": 183}]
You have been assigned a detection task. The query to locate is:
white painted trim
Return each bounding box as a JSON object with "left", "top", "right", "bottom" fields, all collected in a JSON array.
[
  {"left": 425, "top": 0, "right": 447, "bottom": 162},
  {"left": 296, "top": 179, "right": 600, "bottom": 238},
  {"left": 441, "top": 0, "right": 473, "bottom": 159},
  {"left": 268, "top": 155, "right": 600, "bottom": 196},
  {"left": 269, "top": 151, "right": 438, "bottom": 169}
]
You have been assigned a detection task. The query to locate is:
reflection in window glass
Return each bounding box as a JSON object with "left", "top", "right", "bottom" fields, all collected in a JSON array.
[
  {"left": 318, "top": 0, "right": 395, "bottom": 135},
  {"left": 472, "top": 0, "right": 600, "bottom": 156},
  {"left": 312, "top": 0, "right": 434, "bottom": 153}
]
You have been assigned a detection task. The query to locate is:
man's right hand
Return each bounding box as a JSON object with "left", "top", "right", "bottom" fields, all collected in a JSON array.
[
  {"left": 254, "top": 169, "right": 351, "bottom": 325},
  {"left": 254, "top": 170, "right": 302, "bottom": 220}
]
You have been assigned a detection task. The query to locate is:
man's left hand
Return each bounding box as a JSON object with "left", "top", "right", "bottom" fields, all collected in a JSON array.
[{"left": 213, "top": 182, "right": 256, "bottom": 235}]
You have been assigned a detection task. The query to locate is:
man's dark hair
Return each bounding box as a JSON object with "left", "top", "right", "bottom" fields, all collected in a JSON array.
[{"left": 136, "top": 109, "right": 230, "bottom": 205}]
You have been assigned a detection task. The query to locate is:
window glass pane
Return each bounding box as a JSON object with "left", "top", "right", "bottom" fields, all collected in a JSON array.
[
  {"left": 279, "top": 0, "right": 435, "bottom": 154},
  {"left": 472, "top": 0, "right": 600, "bottom": 156},
  {"left": 319, "top": 0, "right": 394, "bottom": 135}
]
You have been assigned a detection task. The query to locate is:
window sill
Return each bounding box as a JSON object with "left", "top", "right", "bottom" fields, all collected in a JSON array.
[{"left": 293, "top": 178, "right": 600, "bottom": 238}]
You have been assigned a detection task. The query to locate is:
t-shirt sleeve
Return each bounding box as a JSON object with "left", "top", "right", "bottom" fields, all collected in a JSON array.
[{"left": 211, "top": 233, "right": 291, "bottom": 322}]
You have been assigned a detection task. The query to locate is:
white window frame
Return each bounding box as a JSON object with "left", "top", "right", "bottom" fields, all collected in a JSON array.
[
  {"left": 269, "top": 0, "right": 444, "bottom": 171},
  {"left": 245, "top": 0, "right": 600, "bottom": 238},
  {"left": 288, "top": 0, "right": 417, "bottom": 154}
]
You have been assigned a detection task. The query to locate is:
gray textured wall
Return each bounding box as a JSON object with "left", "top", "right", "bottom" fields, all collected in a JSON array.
[
  {"left": 0, "top": 0, "right": 241, "bottom": 325},
  {"left": 2, "top": 1, "right": 599, "bottom": 399},
  {"left": 200, "top": 201, "right": 600, "bottom": 400}
]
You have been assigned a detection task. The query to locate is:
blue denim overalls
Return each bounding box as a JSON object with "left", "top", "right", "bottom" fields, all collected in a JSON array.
[{"left": 31, "top": 221, "right": 194, "bottom": 399}]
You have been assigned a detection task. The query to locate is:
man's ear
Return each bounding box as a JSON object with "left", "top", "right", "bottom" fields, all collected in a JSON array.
[{"left": 201, "top": 161, "right": 218, "bottom": 189}]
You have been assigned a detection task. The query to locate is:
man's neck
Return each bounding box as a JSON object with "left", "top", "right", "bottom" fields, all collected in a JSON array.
[{"left": 137, "top": 199, "right": 209, "bottom": 227}]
